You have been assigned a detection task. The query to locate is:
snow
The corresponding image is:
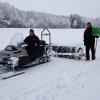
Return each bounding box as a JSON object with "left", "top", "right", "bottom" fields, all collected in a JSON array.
[{"left": 0, "top": 28, "right": 100, "bottom": 100}]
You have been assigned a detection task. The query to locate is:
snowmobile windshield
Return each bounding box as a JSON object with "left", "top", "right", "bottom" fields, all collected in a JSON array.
[{"left": 9, "top": 33, "right": 24, "bottom": 46}]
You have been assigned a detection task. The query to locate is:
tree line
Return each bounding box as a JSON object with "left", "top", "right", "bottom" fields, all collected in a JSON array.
[{"left": 0, "top": 2, "right": 100, "bottom": 28}]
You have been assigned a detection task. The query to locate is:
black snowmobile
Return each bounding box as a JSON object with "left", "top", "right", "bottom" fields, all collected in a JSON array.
[{"left": 0, "top": 28, "right": 51, "bottom": 79}]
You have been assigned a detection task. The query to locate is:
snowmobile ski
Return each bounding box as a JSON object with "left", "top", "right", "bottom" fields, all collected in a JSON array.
[{"left": 1, "top": 71, "right": 25, "bottom": 79}]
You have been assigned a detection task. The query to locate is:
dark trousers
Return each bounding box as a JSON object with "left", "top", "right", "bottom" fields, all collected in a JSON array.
[
  {"left": 85, "top": 45, "right": 95, "bottom": 60},
  {"left": 26, "top": 46, "right": 44, "bottom": 61}
]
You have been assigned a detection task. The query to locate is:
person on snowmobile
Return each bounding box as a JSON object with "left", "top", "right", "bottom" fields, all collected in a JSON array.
[
  {"left": 24, "top": 29, "right": 42, "bottom": 61},
  {"left": 84, "top": 22, "right": 99, "bottom": 61}
]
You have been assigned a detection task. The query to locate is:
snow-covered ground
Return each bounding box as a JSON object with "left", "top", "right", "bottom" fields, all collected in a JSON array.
[{"left": 0, "top": 28, "right": 100, "bottom": 100}]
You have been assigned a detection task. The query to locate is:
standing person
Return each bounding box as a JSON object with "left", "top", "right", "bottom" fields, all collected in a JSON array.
[
  {"left": 24, "top": 29, "right": 40, "bottom": 61},
  {"left": 84, "top": 22, "right": 98, "bottom": 61}
]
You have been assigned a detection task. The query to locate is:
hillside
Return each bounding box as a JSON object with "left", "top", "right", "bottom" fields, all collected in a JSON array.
[
  {"left": 0, "top": 2, "right": 70, "bottom": 28},
  {"left": 0, "top": 2, "right": 100, "bottom": 28}
]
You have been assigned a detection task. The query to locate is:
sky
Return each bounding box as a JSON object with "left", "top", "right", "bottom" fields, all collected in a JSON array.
[{"left": 0, "top": 0, "right": 100, "bottom": 18}]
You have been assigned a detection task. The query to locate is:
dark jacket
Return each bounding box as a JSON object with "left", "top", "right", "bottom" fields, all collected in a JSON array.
[
  {"left": 24, "top": 35, "right": 40, "bottom": 47},
  {"left": 84, "top": 27, "right": 95, "bottom": 46}
]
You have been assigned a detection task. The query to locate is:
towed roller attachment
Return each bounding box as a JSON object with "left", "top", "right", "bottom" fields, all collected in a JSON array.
[{"left": 52, "top": 45, "right": 85, "bottom": 60}]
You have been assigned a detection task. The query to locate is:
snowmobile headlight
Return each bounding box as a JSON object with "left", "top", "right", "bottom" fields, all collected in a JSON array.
[
  {"left": 7, "top": 60, "right": 12, "bottom": 64},
  {"left": 0, "top": 58, "right": 2, "bottom": 61},
  {"left": 9, "top": 57, "right": 19, "bottom": 67},
  {"left": 0, "top": 59, "right": 3, "bottom": 63}
]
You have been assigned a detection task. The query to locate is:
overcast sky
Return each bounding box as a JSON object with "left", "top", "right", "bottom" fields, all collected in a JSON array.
[{"left": 0, "top": 0, "right": 100, "bottom": 18}]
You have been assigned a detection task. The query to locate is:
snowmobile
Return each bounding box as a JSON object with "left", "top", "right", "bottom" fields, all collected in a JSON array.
[
  {"left": 0, "top": 28, "right": 51, "bottom": 79},
  {"left": 52, "top": 45, "right": 85, "bottom": 60}
]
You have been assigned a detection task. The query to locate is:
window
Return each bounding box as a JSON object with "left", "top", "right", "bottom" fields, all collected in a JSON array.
[{"left": 5, "top": 46, "right": 17, "bottom": 51}]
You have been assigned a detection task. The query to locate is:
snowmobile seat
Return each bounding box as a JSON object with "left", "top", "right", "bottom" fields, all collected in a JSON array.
[{"left": 40, "top": 40, "right": 46, "bottom": 46}]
